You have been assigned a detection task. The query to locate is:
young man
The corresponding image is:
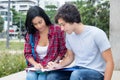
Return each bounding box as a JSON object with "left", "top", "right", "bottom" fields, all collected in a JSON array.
[{"left": 47, "top": 3, "right": 114, "bottom": 80}]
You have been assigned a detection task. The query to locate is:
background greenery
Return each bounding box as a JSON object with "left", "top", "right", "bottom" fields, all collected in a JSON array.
[
  {"left": 0, "top": 41, "right": 26, "bottom": 77},
  {"left": 75, "top": 0, "right": 109, "bottom": 36},
  {"left": 0, "top": 16, "right": 4, "bottom": 32},
  {"left": 0, "top": 0, "right": 109, "bottom": 36},
  {"left": 0, "top": 41, "right": 23, "bottom": 50}
]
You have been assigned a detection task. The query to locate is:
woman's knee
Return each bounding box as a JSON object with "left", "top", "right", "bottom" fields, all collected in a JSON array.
[
  {"left": 26, "top": 71, "right": 37, "bottom": 80},
  {"left": 38, "top": 73, "right": 47, "bottom": 80}
]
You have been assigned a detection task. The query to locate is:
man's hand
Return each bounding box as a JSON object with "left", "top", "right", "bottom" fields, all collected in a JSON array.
[{"left": 47, "top": 61, "right": 63, "bottom": 70}]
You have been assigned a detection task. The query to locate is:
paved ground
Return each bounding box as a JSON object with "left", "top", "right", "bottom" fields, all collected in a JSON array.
[
  {"left": 0, "top": 70, "right": 120, "bottom": 80},
  {"left": 0, "top": 71, "right": 26, "bottom": 80},
  {"left": 112, "top": 70, "right": 120, "bottom": 80}
]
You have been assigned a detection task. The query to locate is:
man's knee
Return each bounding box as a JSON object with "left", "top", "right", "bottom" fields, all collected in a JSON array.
[
  {"left": 70, "top": 69, "right": 104, "bottom": 80},
  {"left": 70, "top": 70, "right": 83, "bottom": 80}
]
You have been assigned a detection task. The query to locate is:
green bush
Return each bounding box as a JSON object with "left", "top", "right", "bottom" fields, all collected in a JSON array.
[
  {"left": 0, "top": 41, "right": 26, "bottom": 77},
  {"left": 0, "top": 41, "right": 24, "bottom": 50},
  {"left": 0, "top": 53, "right": 26, "bottom": 77}
]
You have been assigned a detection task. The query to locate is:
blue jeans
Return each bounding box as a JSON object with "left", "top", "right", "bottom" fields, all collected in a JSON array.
[
  {"left": 26, "top": 71, "right": 47, "bottom": 80},
  {"left": 47, "top": 66, "right": 104, "bottom": 80},
  {"left": 47, "top": 70, "right": 71, "bottom": 80}
]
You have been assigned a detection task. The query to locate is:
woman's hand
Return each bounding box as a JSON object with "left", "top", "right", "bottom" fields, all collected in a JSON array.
[{"left": 34, "top": 63, "right": 44, "bottom": 69}]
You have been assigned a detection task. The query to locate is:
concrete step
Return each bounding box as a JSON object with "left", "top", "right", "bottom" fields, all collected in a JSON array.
[
  {"left": 111, "top": 70, "right": 120, "bottom": 80},
  {"left": 0, "top": 71, "right": 26, "bottom": 80},
  {"left": 0, "top": 70, "right": 120, "bottom": 80}
]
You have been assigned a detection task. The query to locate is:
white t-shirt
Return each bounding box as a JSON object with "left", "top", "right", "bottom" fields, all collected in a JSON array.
[
  {"left": 66, "top": 25, "right": 111, "bottom": 75},
  {"left": 36, "top": 45, "right": 48, "bottom": 59}
]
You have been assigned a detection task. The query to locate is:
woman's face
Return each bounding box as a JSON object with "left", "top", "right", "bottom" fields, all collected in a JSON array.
[{"left": 32, "top": 16, "right": 47, "bottom": 32}]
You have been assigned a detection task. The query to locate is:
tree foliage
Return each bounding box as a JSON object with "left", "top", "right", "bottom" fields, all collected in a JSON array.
[
  {"left": 0, "top": 16, "right": 4, "bottom": 32},
  {"left": 45, "top": 5, "right": 57, "bottom": 23},
  {"left": 44, "top": 1, "right": 109, "bottom": 36},
  {"left": 45, "top": 5, "right": 57, "bottom": 10},
  {"left": 11, "top": 8, "right": 26, "bottom": 31},
  {"left": 46, "top": 10, "right": 56, "bottom": 23},
  {"left": 74, "top": 0, "right": 109, "bottom": 36}
]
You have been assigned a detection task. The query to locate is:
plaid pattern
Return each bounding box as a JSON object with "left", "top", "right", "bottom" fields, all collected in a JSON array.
[{"left": 24, "top": 25, "right": 67, "bottom": 67}]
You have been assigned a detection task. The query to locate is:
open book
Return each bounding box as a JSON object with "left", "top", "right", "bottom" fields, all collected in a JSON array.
[
  {"left": 26, "top": 67, "right": 51, "bottom": 72},
  {"left": 26, "top": 66, "right": 77, "bottom": 73},
  {"left": 26, "top": 61, "right": 76, "bottom": 72}
]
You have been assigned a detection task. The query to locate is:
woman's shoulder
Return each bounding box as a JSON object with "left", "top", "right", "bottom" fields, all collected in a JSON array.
[
  {"left": 24, "top": 33, "right": 30, "bottom": 41},
  {"left": 50, "top": 24, "right": 60, "bottom": 28},
  {"left": 50, "top": 24, "right": 61, "bottom": 32}
]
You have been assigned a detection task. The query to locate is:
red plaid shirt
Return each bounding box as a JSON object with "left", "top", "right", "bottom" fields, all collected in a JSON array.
[{"left": 24, "top": 25, "right": 67, "bottom": 67}]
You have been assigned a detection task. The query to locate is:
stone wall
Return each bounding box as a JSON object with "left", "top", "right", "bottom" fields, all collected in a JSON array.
[{"left": 110, "top": 0, "right": 120, "bottom": 70}]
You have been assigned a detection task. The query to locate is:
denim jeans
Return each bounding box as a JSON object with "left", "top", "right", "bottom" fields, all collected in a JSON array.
[
  {"left": 47, "top": 66, "right": 104, "bottom": 80},
  {"left": 47, "top": 70, "right": 72, "bottom": 80},
  {"left": 26, "top": 71, "right": 47, "bottom": 80},
  {"left": 70, "top": 66, "right": 104, "bottom": 80}
]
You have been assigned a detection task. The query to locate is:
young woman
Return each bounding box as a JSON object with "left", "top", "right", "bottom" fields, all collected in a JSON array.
[{"left": 24, "top": 6, "right": 67, "bottom": 80}]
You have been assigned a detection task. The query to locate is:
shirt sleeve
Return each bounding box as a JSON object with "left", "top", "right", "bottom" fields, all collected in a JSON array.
[
  {"left": 58, "top": 30, "right": 67, "bottom": 58},
  {"left": 66, "top": 34, "right": 72, "bottom": 50},
  {"left": 94, "top": 29, "right": 111, "bottom": 53},
  {"left": 24, "top": 33, "right": 33, "bottom": 60}
]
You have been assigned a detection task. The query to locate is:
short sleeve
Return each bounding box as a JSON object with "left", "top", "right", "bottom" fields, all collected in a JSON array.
[
  {"left": 66, "top": 34, "right": 72, "bottom": 50},
  {"left": 94, "top": 29, "right": 111, "bottom": 53}
]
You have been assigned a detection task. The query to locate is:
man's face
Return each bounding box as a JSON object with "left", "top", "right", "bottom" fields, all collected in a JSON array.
[{"left": 58, "top": 18, "right": 74, "bottom": 34}]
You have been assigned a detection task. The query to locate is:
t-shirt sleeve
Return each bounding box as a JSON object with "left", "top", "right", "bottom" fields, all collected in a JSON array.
[
  {"left": 66, "top": 35, "right": 72, "bottom": 50},
  {"left": 94, "top": 29, "right": 111, "bottom": 53}
]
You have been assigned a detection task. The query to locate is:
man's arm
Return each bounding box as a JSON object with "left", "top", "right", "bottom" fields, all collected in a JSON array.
[
  {"left": 102, "top": 48, "right": 114, "bottom": 80},
  {"left": 59, "top": 49, "right": 74, "bottom": 67},
  {"left": 47, "top": 49, "right": 74, "bottom": 69}
]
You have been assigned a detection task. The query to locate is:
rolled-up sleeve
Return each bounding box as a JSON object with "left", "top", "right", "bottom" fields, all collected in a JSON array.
[
  {"left": 58, "top": 29, "right": 67, "bottom": 59},
  {"left": 24, "top": 34, "right": 33, "bottom": 60}
]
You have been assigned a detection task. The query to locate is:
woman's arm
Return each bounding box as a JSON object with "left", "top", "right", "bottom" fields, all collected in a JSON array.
[
  {"left": 54, "top": 27, "right": 67, "bottom": 62},
  {"left": 27, "top": 57, "right": 43, "bottom": 69},
  {"left": 24, "top": 33, "right": 43, "bottom": 69}
]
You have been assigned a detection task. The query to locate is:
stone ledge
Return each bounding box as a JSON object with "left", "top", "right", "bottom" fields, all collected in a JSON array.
[
  {"left": 0, "top": 70, "right": 120, "bottom": 80},
  {"left": 111, "top": 70, "right": 120, "bottom": 80},
  {"left": 0, "top": 71, "right": 26, "bottom": 80}
]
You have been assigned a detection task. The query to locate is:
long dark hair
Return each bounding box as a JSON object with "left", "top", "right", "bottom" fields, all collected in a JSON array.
[{"left": 25, "top": 6, "right": 52, "bottom": 34}]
